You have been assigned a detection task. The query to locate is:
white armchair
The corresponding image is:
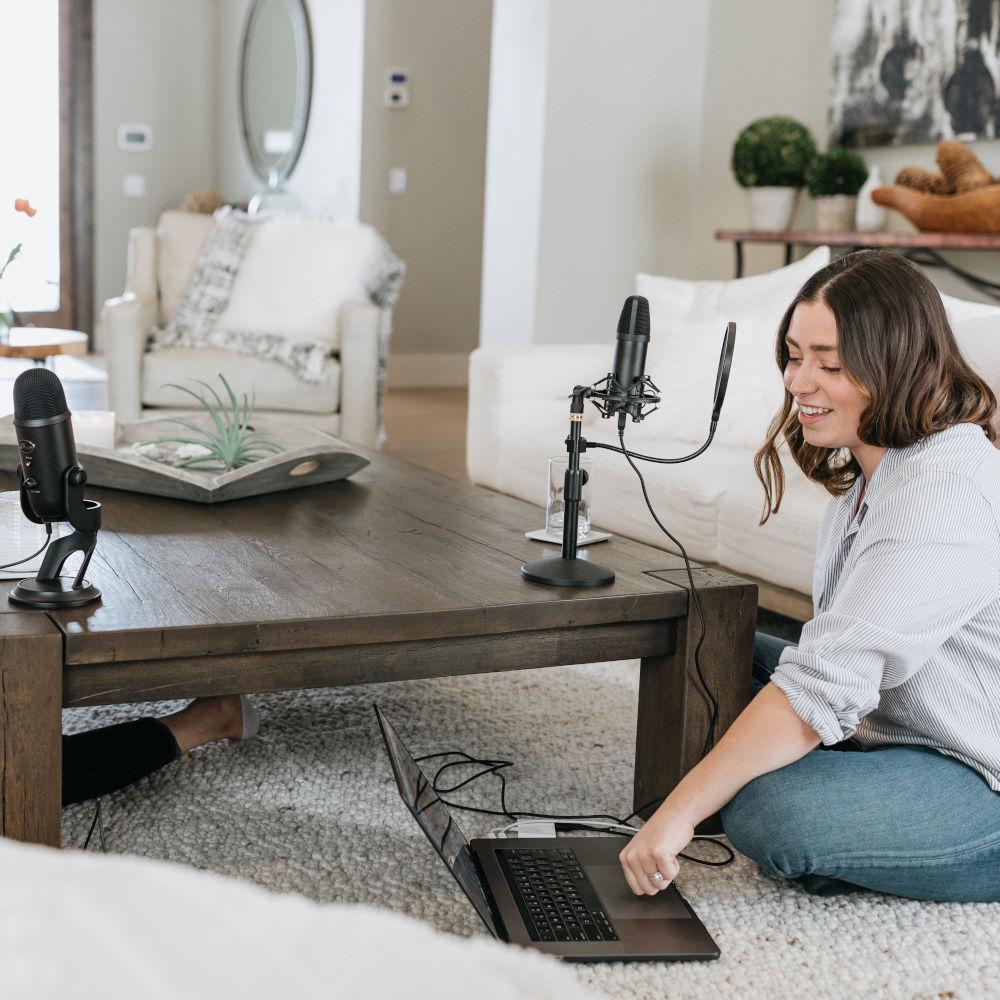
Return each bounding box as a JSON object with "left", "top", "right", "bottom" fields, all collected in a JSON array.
[{"left": 102, "top": 211, "right": 394, "bottom": 448}]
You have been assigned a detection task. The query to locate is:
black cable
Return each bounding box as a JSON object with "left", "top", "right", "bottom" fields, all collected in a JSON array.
[
  {"left": 415, "top": 750, "right": 734, "bottom": 867},
  {"left": 82, "top": 798, "right": 107, "bottom": 852},
  {"left": 0, "top": 522, "right": 52, "bottom": 570},
  {"left": 615, "top": 424, "right": 720, "bottom": 759},
  {"left": 406, "top": 416, "right": 736, "bottom": 869},
  {"left": 587, "top": 428, "right": 715, "bottom": 464}
]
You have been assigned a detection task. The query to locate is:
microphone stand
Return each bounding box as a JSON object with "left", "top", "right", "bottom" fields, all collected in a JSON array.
[
  {"left": 521, "top": 386, "right": 616, "bottom": 587},
  {"left": 9, "top": 466, "right": 102, "bottom": 609}
]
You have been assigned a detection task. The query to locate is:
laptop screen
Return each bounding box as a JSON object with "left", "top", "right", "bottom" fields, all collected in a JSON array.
[{"left": 374, "top": 705, "right": 502, "bottom": 938}]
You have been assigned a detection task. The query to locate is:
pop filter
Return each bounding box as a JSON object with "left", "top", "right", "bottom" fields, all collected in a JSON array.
[{"left": 711, "top": 322, "right": 736, "bottom": 423}]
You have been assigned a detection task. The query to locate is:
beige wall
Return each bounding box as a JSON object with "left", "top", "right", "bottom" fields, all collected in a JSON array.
[
  {"left": 360, "top": 0, "right": 493, "bottom": 379},
  {"left": 93, "top": 0, "right": 216, "bottom": 340}
]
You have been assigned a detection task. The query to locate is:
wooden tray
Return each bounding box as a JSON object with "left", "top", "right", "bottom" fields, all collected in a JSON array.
[{"left": 0, "top": 414, "right": 369, "bottom": 503}]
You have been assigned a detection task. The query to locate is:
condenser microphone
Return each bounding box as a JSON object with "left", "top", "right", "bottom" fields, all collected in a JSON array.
[
  {"left": 13, "top": 367, "right": 79, "bottom": 522},
  {"left": 9, "top": 368, "right": 102, "bottom": 609},
  {"left": 612, "top": 294, "right": 651, "bottom": 403},
  {"left": 589, "top": 295, "right": 660, "bottom": 424}
]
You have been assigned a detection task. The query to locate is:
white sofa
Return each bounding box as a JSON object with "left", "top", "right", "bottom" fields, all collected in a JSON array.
[
  {"left": 102, "top": 211, "right": 395, "bottom": 448},
  {"left": 468, "top": 250, "right": 1000, "bottom": 618}
]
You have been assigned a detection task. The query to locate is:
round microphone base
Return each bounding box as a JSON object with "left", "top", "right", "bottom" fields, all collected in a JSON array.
[
  {"left": 9, "top": 577, "right": 101, "bottom": 609},
  {"left": 521, "top": 557, "right": 615, "bottom": 588}
]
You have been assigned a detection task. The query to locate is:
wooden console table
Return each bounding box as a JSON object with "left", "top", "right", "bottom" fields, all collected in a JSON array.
[{"left": 716, "top": 229, "right": 1000, "bottom": 301}]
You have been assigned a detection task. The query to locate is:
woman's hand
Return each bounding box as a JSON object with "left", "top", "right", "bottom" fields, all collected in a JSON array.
[{"left": 619, "top": 805, "right": 694, "bottom": 895}]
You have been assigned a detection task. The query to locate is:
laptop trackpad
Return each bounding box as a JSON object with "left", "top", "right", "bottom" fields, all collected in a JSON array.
[{"left": 587, "top": 865, "right": 691, "bottom": 919}]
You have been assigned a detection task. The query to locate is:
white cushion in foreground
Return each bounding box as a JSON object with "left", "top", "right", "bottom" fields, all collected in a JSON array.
[{"left": 0, "top": 840, "right": 597, "bottom": 1000}]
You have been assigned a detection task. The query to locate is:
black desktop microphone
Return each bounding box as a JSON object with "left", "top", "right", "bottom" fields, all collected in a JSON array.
[
  {"left": 13, "top": 368, "right": 81, "bottom": 521},
  {"left": 9, "top": 368, "right": 102, "bottom": 609}
]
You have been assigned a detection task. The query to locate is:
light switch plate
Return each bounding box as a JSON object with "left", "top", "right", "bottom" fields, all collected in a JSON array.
[{"left": 122, "top": 174, "right": 146, "bottom": 198}]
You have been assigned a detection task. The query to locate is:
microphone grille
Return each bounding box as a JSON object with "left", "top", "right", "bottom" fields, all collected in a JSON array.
[
  {"left": 13, "top": 368, "right": 69, "bottom": 420},
  {"left": 617, "top": 295, "right": 650, "bottom": 339}
]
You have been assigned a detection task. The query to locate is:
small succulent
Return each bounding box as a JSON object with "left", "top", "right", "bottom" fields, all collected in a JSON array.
[
  {"left": 731, "top": 117, "right": 818, "bottom": 188},
  {"left": 152, "top": 374, "right": 284, "bottom": 472},
  {"left": 806, "top": 147, "right": 869, "bottom": 198}
]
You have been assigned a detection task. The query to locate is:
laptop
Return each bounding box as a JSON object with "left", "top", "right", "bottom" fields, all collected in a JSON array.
[{"left": 375, "top": 705, "right": 720, "bottom": 962}]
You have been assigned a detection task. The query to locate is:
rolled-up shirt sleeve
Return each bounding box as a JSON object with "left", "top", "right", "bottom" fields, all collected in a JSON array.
[{"left": 771, "top": 471, "right": 1000, "bottom": 745}]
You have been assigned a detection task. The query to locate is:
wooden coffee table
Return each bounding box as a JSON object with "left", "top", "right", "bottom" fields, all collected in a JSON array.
[{"left": 0, "top": 452, "right": 755, "bottom": 847}]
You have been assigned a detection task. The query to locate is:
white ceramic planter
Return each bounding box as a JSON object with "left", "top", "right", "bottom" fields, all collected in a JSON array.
[
  {"left": 855, "top": 165, "right": 887, "bottom": 232},
  {"left": 815, "top": 195, "right": 857, "bottom": 232},
  {"left": 747, "top": 186, "right": 800, "bottom": 230}
]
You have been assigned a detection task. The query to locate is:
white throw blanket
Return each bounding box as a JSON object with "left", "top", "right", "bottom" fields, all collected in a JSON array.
[{"left": 0, "top": 838, "right": 596, "bottom": 1000}]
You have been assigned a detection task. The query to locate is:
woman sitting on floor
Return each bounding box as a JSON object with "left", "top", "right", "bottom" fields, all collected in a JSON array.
[{"left": 619, "top": 249, "right": 1000, "bottom": 903}]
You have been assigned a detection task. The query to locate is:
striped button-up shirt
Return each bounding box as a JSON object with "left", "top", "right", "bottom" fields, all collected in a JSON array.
[{"left": 771, "top": 423, "right": 1000, "bottom": 791}]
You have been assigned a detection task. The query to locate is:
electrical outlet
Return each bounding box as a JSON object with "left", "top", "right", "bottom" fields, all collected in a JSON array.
[{"left": 389, "top": 167, "right": 407, "bottom": 194}]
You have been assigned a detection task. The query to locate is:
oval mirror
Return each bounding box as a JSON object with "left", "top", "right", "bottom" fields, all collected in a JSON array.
[{"left": 239, "top": 0, "right": 313, "bottom": 189}]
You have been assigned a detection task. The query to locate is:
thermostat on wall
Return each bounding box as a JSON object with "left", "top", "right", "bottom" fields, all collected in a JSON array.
[
  {"left": 117, "top": 123, "right": 153, "bottom": 152},
  {"left": 384, "top": 68, "right": 410, "bottom": 108}
]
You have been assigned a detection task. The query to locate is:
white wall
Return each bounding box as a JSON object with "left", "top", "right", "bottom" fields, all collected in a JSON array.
[
  {"left": 93, "top": 0, "right": 216, "bottom": 339},
  {"left": 481, "top": 0, "right": 712, "bottom": 348},
  {"left": 478, "top": 0, "right": 550, "bottom": 350}
]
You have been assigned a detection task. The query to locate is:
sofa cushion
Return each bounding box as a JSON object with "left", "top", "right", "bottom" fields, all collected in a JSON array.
[
  {"left": 157, "top": 210, "right": 214, "bottom": 324},
  {"left": 142, "top": 348, "right": 341, "bottom": 415},
  {"left": 214, "top": 218, "right": 392, "bottom": 351},
  {"left": 953, "top": 313, "right": 1000, "bottom": 439},
  {"left": 635, "top": 247, "right": 831, "bottom": 450},
  {"left": 716, "top": 461, "right": 830, "bottom": 599}
]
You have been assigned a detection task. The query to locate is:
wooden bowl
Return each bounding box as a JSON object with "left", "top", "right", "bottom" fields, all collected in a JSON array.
[{"left": 871, "top": 183, "right": 1000, "bottom": 234}]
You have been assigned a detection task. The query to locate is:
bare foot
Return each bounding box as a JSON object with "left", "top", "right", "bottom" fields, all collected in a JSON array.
[{"left": 160, "top": 695, "right": 247, "bottom": 754}]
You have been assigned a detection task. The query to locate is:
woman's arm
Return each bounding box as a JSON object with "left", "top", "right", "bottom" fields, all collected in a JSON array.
[{"left": 619, "top": 683, "right": 820, "bottom": 896}]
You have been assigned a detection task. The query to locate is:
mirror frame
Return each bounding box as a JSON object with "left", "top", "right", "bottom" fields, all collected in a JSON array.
[{"left": 238, "top": 0, "right": 313, "bottom": 187}]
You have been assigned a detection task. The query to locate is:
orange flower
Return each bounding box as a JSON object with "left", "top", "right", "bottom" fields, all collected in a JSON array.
[{"left": 13, "top": 198, "right": 37, "bottom": 218}]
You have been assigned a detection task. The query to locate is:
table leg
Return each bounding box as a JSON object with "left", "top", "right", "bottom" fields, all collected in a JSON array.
[
  {"left": 633, "top": 572, "right": 756, "bottom": 835},
  {"left": 784, "top": 243, "right": 793, "bottom": 267},
  {"left": 0, "top": 614, "right": 63, "bottom": 845},
  {"left": 734, "top": 241, "right": 744, "bottom": 278}
]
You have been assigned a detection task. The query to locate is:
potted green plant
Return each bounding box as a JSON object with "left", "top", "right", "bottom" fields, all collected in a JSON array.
[
  {"left": 731, "top": 116, "right": 817, "bottom": 231},
  {"left": 806, "top": 148, "right": 869, "bottom": 232}
]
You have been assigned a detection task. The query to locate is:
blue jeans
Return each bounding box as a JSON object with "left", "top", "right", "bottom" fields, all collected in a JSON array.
[{"left": 719, "top": 631, "right": 1000, "bottom": 902}]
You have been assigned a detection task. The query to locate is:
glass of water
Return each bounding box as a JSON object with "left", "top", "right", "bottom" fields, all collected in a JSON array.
[{"left": 545, "top": 455, "right": 593, "bottom": 540}]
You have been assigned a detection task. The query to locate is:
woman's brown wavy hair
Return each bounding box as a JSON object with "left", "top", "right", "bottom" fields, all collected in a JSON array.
[{"left": 754, "top": 249, "right": 996, "bottom": 525}]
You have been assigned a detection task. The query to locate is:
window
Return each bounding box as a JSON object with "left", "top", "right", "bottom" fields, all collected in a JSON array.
[{"left": 0, "top": 0, "right": 92, "bottom": 333}]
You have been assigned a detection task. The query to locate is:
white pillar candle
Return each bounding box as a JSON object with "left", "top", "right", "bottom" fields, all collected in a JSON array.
[{"left": 71, "top": 410, "right": 116, "bottom": 450}]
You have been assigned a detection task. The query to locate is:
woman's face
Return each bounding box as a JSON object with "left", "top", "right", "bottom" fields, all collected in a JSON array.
[{"left": 782, "top": 298, "right": 870, "bottom": 451}]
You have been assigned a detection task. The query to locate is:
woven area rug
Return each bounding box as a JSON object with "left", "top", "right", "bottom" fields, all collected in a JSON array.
[{"left": 62, "top": 660, "right": 1000, "bottom": 1000}]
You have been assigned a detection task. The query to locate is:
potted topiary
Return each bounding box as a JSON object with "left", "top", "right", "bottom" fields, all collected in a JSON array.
[
  {"left": 806, "top": 148, "right": 869, "bottom": 232},
  {"left": 731, "top": 116, "right": 817, "bottom": 230}
]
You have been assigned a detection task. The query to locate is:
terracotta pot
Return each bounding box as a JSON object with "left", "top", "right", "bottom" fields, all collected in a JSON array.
[
  {"left": 747, "top": 187, "right": 800, "bottom": 230},
  {"left": 814, "top": 195, "right": 857, "bottom": 232}
]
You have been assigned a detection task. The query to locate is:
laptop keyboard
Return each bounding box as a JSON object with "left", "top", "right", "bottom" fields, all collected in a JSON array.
[{"left": 498, "top": 848, "right": 619, "bottom": 943}]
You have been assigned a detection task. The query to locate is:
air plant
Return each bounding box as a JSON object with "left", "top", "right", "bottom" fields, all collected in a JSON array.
[{"left": 153, "top": 374, "right": 284, "bottom": 472}]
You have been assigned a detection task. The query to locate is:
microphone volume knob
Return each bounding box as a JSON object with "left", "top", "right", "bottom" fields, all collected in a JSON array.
[{"left": 69, "top": 468, "right": 87, "bottom": 488}]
